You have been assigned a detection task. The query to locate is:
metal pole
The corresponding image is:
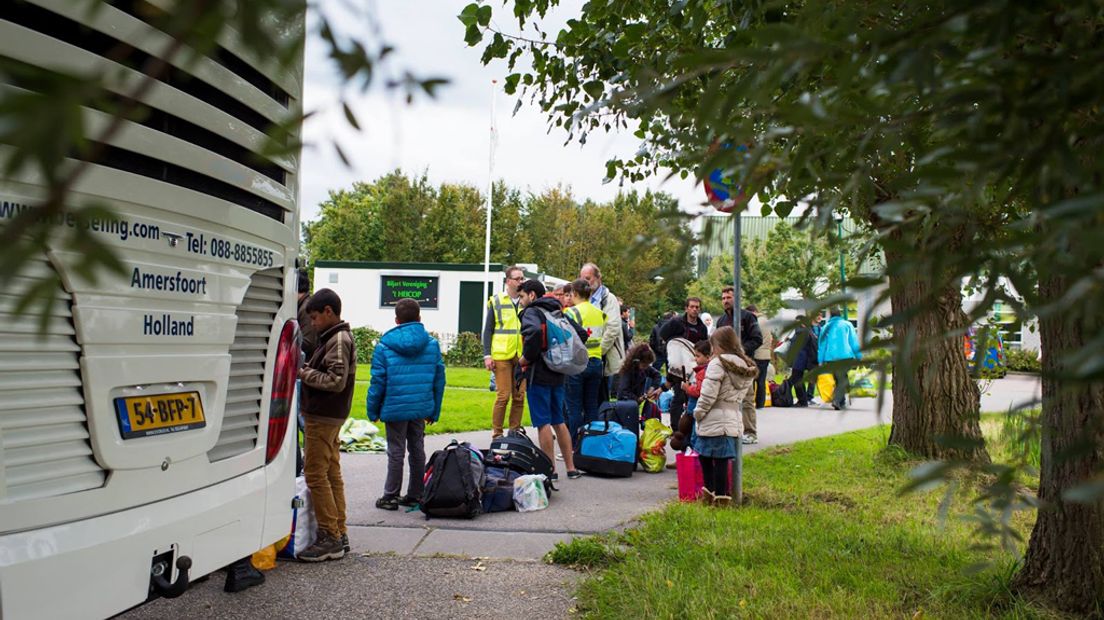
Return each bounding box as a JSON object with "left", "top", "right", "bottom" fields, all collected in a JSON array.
[
  {"left": 838, "top": 217, "right": 847, "bottom": 320},
  {"left": 483, "top": 80, "right": 497, "bottom": 303},
  {"left": 732, "top": 213, "right": 743, "bottom": 504}
]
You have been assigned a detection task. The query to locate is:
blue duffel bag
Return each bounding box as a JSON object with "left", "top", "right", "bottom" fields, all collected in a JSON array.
[{"left": 573, "top": 420, "right": 637, "bottom": 477}]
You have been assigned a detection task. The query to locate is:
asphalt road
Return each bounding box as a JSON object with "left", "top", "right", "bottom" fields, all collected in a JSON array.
[{"left": 121, "top": 375, "right": 1040, "bottom": 619}]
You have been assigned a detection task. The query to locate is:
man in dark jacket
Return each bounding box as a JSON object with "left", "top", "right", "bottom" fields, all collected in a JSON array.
[
  {"left": 657, "top": 297, "right": 710, "bottom": 345},
  {"left": 367, "top": 298, "right": 446, "bottom": 511},
  {"left": 517, "top": 280, "right": 584, "bottom": 480},
  {"left": 715, "top": 286, "right": 764, "bottom": 354},
  {"left": 788, "top": 315, "right": 819, "bottom": 407},
  {"left": 715, "top": 286, "right": 764, "bottom": 443}
]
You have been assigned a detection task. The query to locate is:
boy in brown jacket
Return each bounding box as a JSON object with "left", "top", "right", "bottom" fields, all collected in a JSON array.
[{"left": 297, "top": 288, "right": 357, "bottom": 562}]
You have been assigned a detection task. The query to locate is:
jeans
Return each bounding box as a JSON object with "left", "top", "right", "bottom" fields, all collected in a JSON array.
[
  {"left": 565, "top": 358, "right": 603, "bottom": 440},
  {"left": 832, "top": 368, "right": 850, "bottom": 409},
  {"left": 790, "top": 367, "right": 811, "bottom": 405},
  {"left": 383, "top": 419, "right": 426, "bottom": 499},
  {"left": 492, "top": 357, "right": 526, "bottom": 437},
  {"left": 754, "top": 359, "right": 770, "bottom": 408},
  {"left": 303, "top": 418, "right": 346, "bottom": 538}
]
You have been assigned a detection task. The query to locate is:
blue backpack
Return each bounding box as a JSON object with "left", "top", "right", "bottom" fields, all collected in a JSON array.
[{"left": 538, "top": 308, "right": 589, "bottom": 376}]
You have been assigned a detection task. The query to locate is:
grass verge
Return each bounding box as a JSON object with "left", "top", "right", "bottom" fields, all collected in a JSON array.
[
  {"left": 549, "top": 424, "right": 1056, "bottom": 619},
  {"left": 347, "top": 365, "right": 527, "bottom": 436}
]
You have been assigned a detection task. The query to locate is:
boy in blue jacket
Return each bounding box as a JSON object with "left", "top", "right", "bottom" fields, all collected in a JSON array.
[{"left": 367, "top": 298, "right": 446, "bottom": 510}]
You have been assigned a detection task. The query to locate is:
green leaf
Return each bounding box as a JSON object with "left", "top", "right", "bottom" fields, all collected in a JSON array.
[
  {"left": 504, "top": 73, "right": 521, "bottom": 95},
  {"left": 464, "top": 24, "right": 483, "bottom": 47},
  {"left": 583, "top": 80, "right": 604, "bottom": 100},
  {"left": 458, "top": 3, "right": 480, "bottom": 27},
  {"left": 342, "top": 101, "right": 360, "bottom": 131},
  {"left": 476, "top": 5, "right": 492, "bottom": 27}
]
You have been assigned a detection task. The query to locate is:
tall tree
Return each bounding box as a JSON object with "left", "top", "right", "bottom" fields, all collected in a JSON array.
[{"left": 463, "top": 0, "right": 1104, "bottom": 610}]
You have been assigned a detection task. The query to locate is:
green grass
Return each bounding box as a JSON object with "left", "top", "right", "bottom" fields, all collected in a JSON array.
[
  {"left": 348, "top": 364, "right": 527, "bottom": 436},
  {"left": 550, "top": 424, "right": 1057, "bottom": 619}
]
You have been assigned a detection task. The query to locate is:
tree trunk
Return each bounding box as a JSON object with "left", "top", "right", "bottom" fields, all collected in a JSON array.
[
  {"left": 883, "top": 246, "right": 990, "bottom": 463},
  {"left": 1014, "top": 272, "right": 1104, "bottom": 615}
]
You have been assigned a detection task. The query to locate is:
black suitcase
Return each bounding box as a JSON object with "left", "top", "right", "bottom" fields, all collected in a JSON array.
[
  {"left": 485, "top": 428, "right": 556, "bottom": 493},
  {"left": 598, "top": 400, "right": 641, "bottom": 436}
]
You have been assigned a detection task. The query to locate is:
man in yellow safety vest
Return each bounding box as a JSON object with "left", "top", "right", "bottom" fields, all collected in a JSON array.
[
  {"left": 482, "top": 265, "right": 527, "bottom": 438},
  {"left": 564, "top": 278, "right": 607, "bottom": 443}
]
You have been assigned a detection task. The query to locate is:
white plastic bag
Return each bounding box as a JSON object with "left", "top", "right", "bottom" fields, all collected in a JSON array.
[
  {"left": 278, "top": 475, "right": 317, "bottom": 559},
  {"left": 512, "top": 474, "right": 549, "bottom": 512}
]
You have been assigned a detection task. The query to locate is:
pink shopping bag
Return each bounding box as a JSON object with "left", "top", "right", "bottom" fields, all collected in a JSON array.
[{"left": 676, "top": 451, "right": 704, "bottom": 502}]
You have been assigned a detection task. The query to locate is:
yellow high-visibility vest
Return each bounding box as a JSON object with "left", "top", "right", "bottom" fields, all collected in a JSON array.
[
  {"left": 487, "top": 293, "right": 521, "bottom": 360},
  {"left": 567, "top": 301, "right": 606, "bottom": 359}
]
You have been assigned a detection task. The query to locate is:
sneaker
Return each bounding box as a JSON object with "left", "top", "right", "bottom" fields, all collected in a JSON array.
[
  {"left": 567, "top": 470, "right": 583, "bottom": 479},
  {"left": 713, "top": 495, "right": 733, "bottom": 508},
  {"left": 340, "top": 532, "right": 350, "bottom": 554},
  {"left": 665, "top": 461, "right": 678, "bottom": 470},
  {"left": 550, "top": 473, "right": 560, "bottom": 483},
  {"left": 555, "top": 453, "right": 565, "bottom": 461},
  {"left": 223, "top": 557, "right": 265, "bottom": 593},
  {"left": 298, "top": 532, "right": 345, "bottom": 562},
  {"left": 397, "top": 495, "right": 419, "bottom": 507},
  {"left": 375, "top": 496, "right": 399, "bottom": 511},
  {"left": 742, "top": 434, "right": 758, "bottom": 445}
]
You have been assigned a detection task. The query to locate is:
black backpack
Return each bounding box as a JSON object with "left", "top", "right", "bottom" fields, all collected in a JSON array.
[
  {"left": 771, "top": 379, "right": 795, "bottom": 408},
  {"left": 421, "top": 441, "right": 485, "bottom": 519},
  {"left": 484, "top": 428, "right": 555, "bottom": 495}
]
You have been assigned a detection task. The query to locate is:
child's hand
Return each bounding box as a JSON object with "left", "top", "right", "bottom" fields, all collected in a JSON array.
[{"left": 425, "top": 418, "right": 435, "bottom": 426}]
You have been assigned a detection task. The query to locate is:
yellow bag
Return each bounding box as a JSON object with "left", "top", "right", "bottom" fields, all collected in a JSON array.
[
  {"left": 640, "top": 418, "right": 673, "bottom": 474},
  {"left": 817, "top": 373, "right": 836, "bottom": 402},
  {"left": 251, "top": 535, "right": 289, "bottom": 571},
  {"left": 251, "top": 544, "right": 277, "bottom": 571}
]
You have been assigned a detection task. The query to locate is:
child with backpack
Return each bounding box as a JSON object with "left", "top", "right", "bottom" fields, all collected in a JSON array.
[
  {"left": 366, "top": 298, "right": 446, "bottom": 511},
  {"left": 297, "top": 288, "right": 357, "bottom": 561},
  {"left": 692, "top": 326, "right": 757, "bottom": 507}
]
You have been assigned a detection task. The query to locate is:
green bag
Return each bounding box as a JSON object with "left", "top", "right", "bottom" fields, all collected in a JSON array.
[{"left": 640, "top": 418, "right": 673, "bottom": 474}]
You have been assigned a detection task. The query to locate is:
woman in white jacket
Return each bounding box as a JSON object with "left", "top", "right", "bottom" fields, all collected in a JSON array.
[{"left": 692, "top": 326, "right": 758, "bottom": 506}]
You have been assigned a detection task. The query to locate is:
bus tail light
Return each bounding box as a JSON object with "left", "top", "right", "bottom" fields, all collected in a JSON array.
[{"left": 266, "top": 320, "right": 301, "bottom": 464}]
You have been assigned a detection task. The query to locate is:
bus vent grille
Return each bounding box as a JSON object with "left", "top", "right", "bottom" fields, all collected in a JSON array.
[
  {"left": 207, "top": 267, "right": 283, "bottom": 462},
  {"left": 0, "top": 259, "right": 107, "bottom": 502}
]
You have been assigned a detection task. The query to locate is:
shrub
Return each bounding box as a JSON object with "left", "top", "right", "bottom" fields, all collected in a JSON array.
[
  {"left": 351, "top": 326, "right": 381, "bottom": 364},
  {"left": 1005, "top": 347, "right": 1040, "bottom": 373},
  {"left": 444, "top": 331, "right": 484, "bottom": 367}
]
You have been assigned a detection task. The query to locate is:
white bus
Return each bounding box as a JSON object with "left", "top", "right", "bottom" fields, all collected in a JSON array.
[{"left": 0, "top": 2, "right": 303, "bottom": 617}]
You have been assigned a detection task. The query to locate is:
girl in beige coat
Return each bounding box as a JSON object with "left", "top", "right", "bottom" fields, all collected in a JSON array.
[{"left": 692, "top": 326, "right": 758, "bottom": 506}]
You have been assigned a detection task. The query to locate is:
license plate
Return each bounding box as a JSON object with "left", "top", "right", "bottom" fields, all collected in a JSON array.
[{"left": 114, "top": 391, "right": 206, "bottom": 439}]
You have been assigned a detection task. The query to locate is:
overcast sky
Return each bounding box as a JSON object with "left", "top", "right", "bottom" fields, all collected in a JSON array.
[{"left": 297, "top": 0, "right": 706, "bottom": 224}]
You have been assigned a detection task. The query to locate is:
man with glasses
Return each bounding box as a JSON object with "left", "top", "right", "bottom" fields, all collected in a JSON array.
[
  {"left": 482, "top": 265, "right": 527, "bottom": 438},
  {"left": 579, "top": 262, "right": 624, "bottom": 401}
]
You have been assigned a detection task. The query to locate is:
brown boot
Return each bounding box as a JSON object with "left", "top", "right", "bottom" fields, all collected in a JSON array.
[
  {"left": 713, "top": 495, "right": 733, "bottom": 508},
  {"left": 699, "top": 488, "right": 716, "bottom": 505}
]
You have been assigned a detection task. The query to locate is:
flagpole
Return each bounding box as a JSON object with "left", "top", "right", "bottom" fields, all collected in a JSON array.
[{"left": 483, "top": 79, "right": 497, "bottom": 303}]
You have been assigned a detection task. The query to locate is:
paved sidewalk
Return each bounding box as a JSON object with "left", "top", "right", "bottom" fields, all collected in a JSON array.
[{"left": 342, "top": 403, "right": 887, "bottom": 560}]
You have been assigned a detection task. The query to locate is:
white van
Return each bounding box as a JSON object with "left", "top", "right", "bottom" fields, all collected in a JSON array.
[{"left": 0, "top": 2, "right": 303, "bottom": 617}]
